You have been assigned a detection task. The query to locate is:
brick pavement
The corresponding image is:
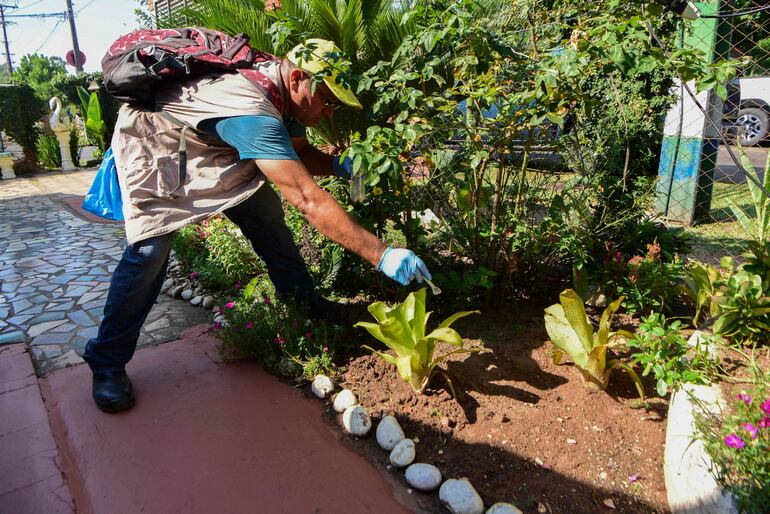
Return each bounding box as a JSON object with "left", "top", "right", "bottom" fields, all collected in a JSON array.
[{"left": 0, "top": 169, "right": 209, "bottom": 375}]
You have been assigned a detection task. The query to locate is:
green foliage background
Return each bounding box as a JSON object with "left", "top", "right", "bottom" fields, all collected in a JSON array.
[{"left": 0, "top": 83, "right": 45, "bottom": 169}]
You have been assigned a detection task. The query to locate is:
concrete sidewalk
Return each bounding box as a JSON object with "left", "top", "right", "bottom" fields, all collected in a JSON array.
[
  {"left": 1, "top": 325, "right": 417, "bottom": 514},
  {"left": 0, "top": 343, "right": 74, "bottom": 513}
]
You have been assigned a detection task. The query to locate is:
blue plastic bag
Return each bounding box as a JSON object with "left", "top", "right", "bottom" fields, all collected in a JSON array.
[{"left": 82, "top": 148, "right": 124, "bottom": 221}]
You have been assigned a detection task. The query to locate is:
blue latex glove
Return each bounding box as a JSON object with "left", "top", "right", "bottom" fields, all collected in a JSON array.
[
  {"left": 331, "top": 155, "right": 353, "bottom": 180},
  {"left": 377, "top": 247, "right": 432, "bottom": 286}
]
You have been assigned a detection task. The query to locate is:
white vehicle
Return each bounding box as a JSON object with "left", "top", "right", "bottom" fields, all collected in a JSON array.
[{"left": 737, "top": 77, "right": 770, "bottom": 146}]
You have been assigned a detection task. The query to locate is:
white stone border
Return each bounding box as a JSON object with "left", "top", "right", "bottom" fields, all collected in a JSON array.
[
  {"left": 663, "top": 332, "right": 737, "bottom": 514},
  {"left": 310, "top": 374, "right": 523, "bottom": 514}
]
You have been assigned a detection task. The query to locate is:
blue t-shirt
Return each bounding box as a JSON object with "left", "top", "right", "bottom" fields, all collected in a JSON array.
[{"left": 199, "top": 115, "right": 306, "bottom": 160}]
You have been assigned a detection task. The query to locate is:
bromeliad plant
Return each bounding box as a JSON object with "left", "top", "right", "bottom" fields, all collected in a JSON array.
[
  {"left": 544, "top": 289, "right": 644, "bottom": 398},
  {"left": 354, "top": 288, "right": 479, "bottom": 395},
  {"left": 680, "top": 258, "right": 731, "bottom": 326},
  {"left": 730, "top": 145, "right": 770, "bottom": 245},
  {"left": 712, "top": 270, "right": 770, "bottom": 345}
]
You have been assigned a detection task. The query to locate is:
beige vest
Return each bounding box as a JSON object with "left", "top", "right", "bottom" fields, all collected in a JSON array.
[{"left": 113, "top": 64, "right": 286, "bottom": 244}]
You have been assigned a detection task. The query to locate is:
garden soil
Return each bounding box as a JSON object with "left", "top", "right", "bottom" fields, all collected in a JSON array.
[{"left": 319, "top": 301, "right": 670, "bottom": 514}]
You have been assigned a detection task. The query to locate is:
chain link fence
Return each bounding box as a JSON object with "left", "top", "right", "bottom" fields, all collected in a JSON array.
[
  {"left": 397, "top": 0, "right": 769, "bottom": 282},
  {"left": 655, "top": 0, "right": 770, "bottom": 264}
]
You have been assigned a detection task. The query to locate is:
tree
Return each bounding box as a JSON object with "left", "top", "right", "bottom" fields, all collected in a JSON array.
[
  {"left": 14, "top": 54, "right": 68, "bottom": 103},
  {"left": 0, "top": 62, "right": 11, "bottom": 84},
  {"left": 732, "top": 0, "right": 770, "bottom": 76},
  {"left": 0, "top": 83, "right": 46, "bottom": 170}
]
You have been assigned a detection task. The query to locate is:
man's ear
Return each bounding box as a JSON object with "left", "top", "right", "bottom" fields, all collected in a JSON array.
[{"left": 289, "top": 69, "right": 305, "bottom": 91}]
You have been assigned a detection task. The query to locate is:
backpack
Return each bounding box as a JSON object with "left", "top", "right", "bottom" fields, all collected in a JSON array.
[{"left": 101, "top": 27, "right": 282, "bottom": 111}]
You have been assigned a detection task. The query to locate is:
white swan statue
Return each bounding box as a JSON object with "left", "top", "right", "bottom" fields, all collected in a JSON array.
[{"left": 49, "top": 96, "right": 75, "bottom": 171}]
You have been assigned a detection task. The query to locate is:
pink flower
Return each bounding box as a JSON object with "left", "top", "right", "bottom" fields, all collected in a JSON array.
[
  {"left": 628, "top": 474, "right": 640, "bottom": 484},
  {"left": 244, "top": 322, "right": 253, "bottom": 330},
  {"left": 758, "top": 417, "right": 770, "bottom": 429},
  {"left": 225, "top": 301, "right": 235, "bottom": 309},
  {"left": 323, "top": 346, "right": 329, "bottom": 353},
  {"left": 742, "top": 423, "right": 758, "bottom": 439},
  {"left": 761, "top": 398, "right": 770, "bottom": 416},
  {"left": 273, "top": 336, "right": 286, "bottom": 346},
  {"left": 233, "top": 282, "right": 242, "bottom": 290},
  {"left": 189, "top": 271, "right": 199, "bottom": 279},
  {"left": 213, "top": 321, "right": 222, "bottom": 330},
  {"left": 304, "top": 331, "right": 313, "bottom": 339},
  {"left": 738, "top": 393, "right": 752, "bottom": 406},
  {"left": 264, "top": 0, "right": 282, "bottom": 11},
  {"left": 725, "top": 433, "right": 746, "bottom": 450}
]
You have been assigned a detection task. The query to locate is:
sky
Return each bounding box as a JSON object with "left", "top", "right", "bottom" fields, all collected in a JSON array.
[{"left": 3, "top": 0, "right": 143, "bottom": 73}]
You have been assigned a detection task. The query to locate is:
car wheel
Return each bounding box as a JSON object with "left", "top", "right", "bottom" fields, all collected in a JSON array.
[{"left": 737, "top": 107, "right": 769, "bottom": 146}]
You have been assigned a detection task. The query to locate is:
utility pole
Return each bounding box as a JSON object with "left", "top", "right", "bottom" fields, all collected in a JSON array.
[
  {"left": 0, "top": 2, "right": 16, "bottom": 75},
  {"left": 65, "top": 0, "right": 82, "bottom": 73}
]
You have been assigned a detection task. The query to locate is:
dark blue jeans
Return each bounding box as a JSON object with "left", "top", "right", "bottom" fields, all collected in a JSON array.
[{"left": 83, "top": 185, "right": 315, "bottom": 373}]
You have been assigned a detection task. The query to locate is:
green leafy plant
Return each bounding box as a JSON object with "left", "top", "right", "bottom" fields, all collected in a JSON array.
[
  {"left": 544, "top": 288, "right": 644, "bottom": 398},
  {"left": 35, "top": 130, "right": 60, "bottom": 168},
  {"left": 215, "top": 276, "right": 344, "bottom": 378},
  {"left": 712, "top": 270, "right": 770, "bottom": 345},
  {"left": 69, "top": 124, "right": 82, "bottom": 167},
  {"left": 171, "top": 224, "right": 209, "bottom": 267},
  {"left": 627, "top": 313, "right": 718, "bottom": 397},
  {"left": 354, "top": 288, "right": 479, "bottom": 395},
  {"left": 172, "top": 219, "right": 266, "bottom": 291},
  {"left": 730, "top": 145, "right": 770, "bottom": 244},
  {"left": 742, "top": 240, "right": 770, "bottom": 282},
  {"left": 0, "top": 83, "right": 45, "bottom": 169},
  {"left": 597, "top": 239, "right": 683, "bottom": 314},
  {"left": 696, "top": 386, "right": 770, "bottom": 514},
  {"left": 680, "top": 258, "right": 730, "bottom": 325},
  {"left": 284, "top": 200, "right": 348, "bottom": 295},
  {"left": 77, "top": 86, "right": 107, "bottom": 154}
]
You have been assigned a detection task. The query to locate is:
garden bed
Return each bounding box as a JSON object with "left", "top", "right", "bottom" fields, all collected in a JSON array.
[{"left": 321, "top": 301, "right": 670, "bottom": 514}]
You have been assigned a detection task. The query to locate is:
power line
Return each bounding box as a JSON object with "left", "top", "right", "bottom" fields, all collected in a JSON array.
[
  {"left": 33, "top": 17, "right": 62, "bottom": 53},
  {"left": 5, "top": 11, "right": 66, "bottom": 18},
  {"left": 14, "top": 0, "right": 44, "bottom": 14},
  {"left": 76, "top": 0, "right": 100, "bottom": 15}
]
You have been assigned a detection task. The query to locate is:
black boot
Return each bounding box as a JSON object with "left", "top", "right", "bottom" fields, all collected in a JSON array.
[{"left": 92, "top": 370, "right": 135, "bottom": 413}]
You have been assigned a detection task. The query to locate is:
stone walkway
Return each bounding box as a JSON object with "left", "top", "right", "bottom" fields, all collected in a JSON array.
[{"left": 0, "top": 169, "right": 208, "bottom": 375}]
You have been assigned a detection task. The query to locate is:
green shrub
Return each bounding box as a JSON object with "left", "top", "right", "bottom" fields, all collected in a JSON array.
[
  {"left": 696, "top": 386, "right": 770, "bottom": 514},
  {"left": 214, "top": 277, "right": 344, "bottom": 378},
  {"left": 69, "top": 125, "right": 82, "bottom": 167},
  {"left": 627, "top": 313, "right": 718, "bottom": 396},
  {"left": 0, "top": 83, "right": 45, "bottom": 168},
  {"left": 594, "top": 238, "right": 683, "bottom": 314},
  {"left": 284, "top": 200, "right": 347, "bottom": 296},
  {"left": 202, "top": 218, "right": 265, "bottom": 288},
  {"left": 35, "top": 131, "right": 60, "bottom": 169},
  {"left": 172, "top": 218, "right": 266, "bottom": 291},
  {"left": 171, "top": 224, "right": 209, "bottom": 267}
]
